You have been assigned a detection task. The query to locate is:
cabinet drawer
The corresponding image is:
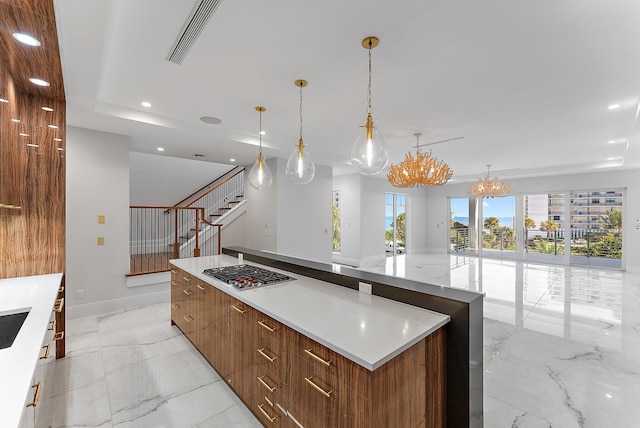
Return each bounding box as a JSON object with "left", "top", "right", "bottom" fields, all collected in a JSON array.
[
  {"left": 287, "top": 356, "right": 357, "bottom": 428},
  {"left": 290, "top": 331, "right": 369, "bottom": 399}
]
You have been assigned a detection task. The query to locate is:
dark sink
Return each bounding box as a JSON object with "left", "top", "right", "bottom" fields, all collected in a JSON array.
[{"left": 0, "top": 310, "right": 30, "bottom": 349}]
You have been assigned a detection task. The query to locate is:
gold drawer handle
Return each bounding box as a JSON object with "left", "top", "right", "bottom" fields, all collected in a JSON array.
[
  {"left": 171, "top": 303, "right": 181, "bottom": 309},
  {"left": 26, "top": 382, "right": 42, "bottom": 407},
  {"left": 304, "top": 349, "right": 332, "bottom": 366},
  {"left": 54, "top": 331, "right": 64, "bottom": 341},
  {"left": 48, "top": 320, "right": 56, "bottom": 331},
  {"left": 257, "top": 376, "right": 276, "bottom": 392},
  {"left": 196, "top": 284, "right": 206, "bottom": 291},
  {"left": 171, "top": 281, "right": 178, "bottom": 286},
  {"left": 230, "top": 304, "right": 246, "bottom": 314},
  {"left": 40, "top": 344, "right": 51, "bottom": 360},
  {"left": 182, "top": 289, "right": 192, "bottom": 295},
  {"left": 183, "top": 315, "right": 194, "bottom": 322},
  {"left": 171, "top": 269, "right": 177, "bottom": 273},
  {"left": 58, "top": 286, "right": 64, "bottom": 293},
  {"left": 257, "top": 320, "right": 276, "bottom": 332},
  {"left": 305, "top": 377, "right": 332, "bottom": 398},
  {"left": 257, "top": 348, "right": 276, "bottom": 363},
  {"left": 257, "top": 404, "right": 277, "bottom": 423},
  {"left": 182, "top": 276, "right": 191, "bottom": 282},
  {"left": 53, "top": 298, "right": 64, "bottom": 313}
]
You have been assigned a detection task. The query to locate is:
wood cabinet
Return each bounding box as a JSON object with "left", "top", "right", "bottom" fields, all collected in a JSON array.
[{"left": 170, "top": 267, "right": 446, "bottom": 427}]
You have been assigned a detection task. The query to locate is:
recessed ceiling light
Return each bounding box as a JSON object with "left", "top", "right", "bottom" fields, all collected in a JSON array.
[
  {"left": 26, "top": 143, "right": 39, "bottom": 147},
  {"left": 607, "top": 157, "right": 616, "bottom": 161},
  {"left": 47, "top": 124, "right": 58, "bottom": 129},
  {"left": 0, "top": 98, "right": 8, "bottom": 103},
  {"left": 200, "top": 116, "right": 222, "bottom": 125},
  {"left": 608, "top": 103, "right": 621, "bottom": 110},
  {"left": 141, "top": 101, "right": 152, "bottom": 108},
  {"left": 53, "top": 138, "right": 62, "bottom": 142},
  {"left": 194, "top": 154, "right": 205, "bottom": 157},
  {"left": 230, "top": 158, "right": 236, "bottom": 162},
  {"left": 11, "top": 118, "right": 20, "bottom": 123},
  {"left": 12, "top": 32, "right": 41, "bottom": 46},
  {"left": 19, "top": 133, "right": 29, "bottom": 137},
  {"left": 29, "top": 78, "right": 50, "bottom": 87},
  {"left": 259, "top": 131, "right": 266, "bottom": 135},
  {"left": 157, "top": 147, "right": 165, "bottom": 152},
  {"left": 42, "top": 106, "right": 53, "bottom": 112}
]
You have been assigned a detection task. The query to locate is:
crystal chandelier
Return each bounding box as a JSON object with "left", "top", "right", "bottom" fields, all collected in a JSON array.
[
  {"left": 386, "top": 133, "right": 453, "bottom": 188},
  {"left": 467, "top": 165, "right": 511, "bottom": 197},
  {"left": 285, "top": 79, "right": 315, "bottom": 184}
]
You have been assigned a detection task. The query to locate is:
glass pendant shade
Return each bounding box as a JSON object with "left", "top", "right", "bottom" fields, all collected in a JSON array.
[
  {"left": 350, "top": 115, "right": 389, "bottom": 175},
  {"left": 286, "top": 139, "right": 315, "bottom": 184},
  {"left": 248, "top": 153, "right": 272, "bottom": 190}
]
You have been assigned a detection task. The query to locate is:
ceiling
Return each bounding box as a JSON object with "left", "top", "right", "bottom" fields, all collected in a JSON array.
[{"left": 53, "top": 0, "right": 640, "bottom": 182}]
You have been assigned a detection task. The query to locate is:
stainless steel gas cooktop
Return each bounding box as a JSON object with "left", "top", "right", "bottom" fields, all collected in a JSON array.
[{"left": 203, "top": 264, "right": 295, "bottom": 290}]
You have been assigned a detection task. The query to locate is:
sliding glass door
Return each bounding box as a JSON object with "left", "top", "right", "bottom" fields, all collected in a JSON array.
[
  {"left": 481, "top": 195, "right": 516, "bottom": 259},
  {"left": 523, "top": 193, "right": 564, "bottom": 264}
]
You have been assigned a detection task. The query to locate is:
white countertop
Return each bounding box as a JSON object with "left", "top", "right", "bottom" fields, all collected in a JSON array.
[
  {"left": 0, "top": 273, "right": 63, "bottom": 428},
  {"left": 171, "top": 256, "right": 449, "bottom": 370}
]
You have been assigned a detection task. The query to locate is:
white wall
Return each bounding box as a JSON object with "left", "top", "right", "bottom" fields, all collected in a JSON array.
[
  {"left": 129, "top": 152, "right": 232, "bottom": 205},
  {"left": 423, "top": 168, "right": 640, "bottom": 271},
  {"left": 276, "top": 163, "right": 333, "bottom": 264},
  {"left": 66, "top": 127, "right": 169, "bottom": 318},
  {"left": 332, "top": 173, "right": 430, "bottom": 267},
  {"left": 242, "top": 158, "right": 333, "bottom": 264},
  {"left": 244, "top": 158, "right": 279, "bottom": 253}
]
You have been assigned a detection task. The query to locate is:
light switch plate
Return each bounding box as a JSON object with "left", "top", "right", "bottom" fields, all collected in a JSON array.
[
  {"left": 98, "top": 215, "right": 105, "bottom": 224},
  {"left": 97, "top": 237, "right": 104, "bottom": 245}
]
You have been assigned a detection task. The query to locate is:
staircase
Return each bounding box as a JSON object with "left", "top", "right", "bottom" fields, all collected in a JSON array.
[{"left": 128, "top": 167, "right": 245, "bottom": 275}]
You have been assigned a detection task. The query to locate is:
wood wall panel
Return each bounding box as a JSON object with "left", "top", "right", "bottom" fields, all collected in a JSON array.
[
  {"left": 0, "top": 24, "right": 65, "bottom": 279},
  {"left": 0, "top": 0, "right": 65, "bottom": 100}
]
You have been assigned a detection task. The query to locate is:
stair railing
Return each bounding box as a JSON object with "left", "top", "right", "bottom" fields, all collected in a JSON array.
[{"left": 128, "top": 206, "right": 221, "bottom": 276}]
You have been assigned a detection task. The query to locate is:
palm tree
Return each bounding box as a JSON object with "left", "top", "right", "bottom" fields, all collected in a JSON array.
[
  {"left": 524, "top": 217, "right": 536, "bottom": 230},
  {"left": 539, "top": 220, "right": 559, "bottom": 239},
  {"left": 524, "top": 217, "right": 536, "bottom": 252},
  {"left": 483, "top": 217, "right": 500, "bottom": 232},
  {"left": 599, "top": 208, "right": 622, "bottom": 234}
]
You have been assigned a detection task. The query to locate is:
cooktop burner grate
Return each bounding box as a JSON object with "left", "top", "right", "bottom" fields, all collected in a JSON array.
[{"left": 203, "top": 264, "right": 295, "bottom": 290}]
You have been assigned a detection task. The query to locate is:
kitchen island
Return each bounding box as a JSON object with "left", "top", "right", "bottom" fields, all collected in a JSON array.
[{"left": 171, "top": 255, "right": 450, "bottom": 427}]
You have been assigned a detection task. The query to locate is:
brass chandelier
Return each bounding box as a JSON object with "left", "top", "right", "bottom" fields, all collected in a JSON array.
[
  {"left": 387, "top": 133, "right": 453, "bottom": 188},
  {"left": 467, "top": 165, "right": 511, "bottom": 197}
]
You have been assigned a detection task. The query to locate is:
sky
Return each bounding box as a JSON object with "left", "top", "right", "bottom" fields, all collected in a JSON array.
[{"left": 451, "top": 196, "right": 516, "bottom": 218}]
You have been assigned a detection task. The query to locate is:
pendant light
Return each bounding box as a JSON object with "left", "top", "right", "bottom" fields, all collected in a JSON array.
[
  {"left": 286, "top": 79, "right": 315, "bottom": 184},
  {"left": 248, "top": 106, "right": 273, "bottom": 190},
  {"left": 387, "top": 133, "right": 453, "bottom": 187},
  {"left": 467, "top": 165, "right": 511, "bottom": 197},
  {"left": 350, "top": 36, "right": 389, "bottom": 175}
]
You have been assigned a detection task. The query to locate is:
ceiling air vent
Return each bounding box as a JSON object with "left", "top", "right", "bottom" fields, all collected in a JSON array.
[{"left": 166, "top": 0, "right": 224, "bottom": 65}]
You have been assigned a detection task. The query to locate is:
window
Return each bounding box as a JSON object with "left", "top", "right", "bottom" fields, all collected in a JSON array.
[
  {"left": 385, "top": 193, "right": 406, "bottom": 256},
  {"left": 332, "top": 191, "right": 341, "bottom": 252}
]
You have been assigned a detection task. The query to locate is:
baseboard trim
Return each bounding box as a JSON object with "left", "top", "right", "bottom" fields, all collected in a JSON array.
[
  {"left": 67, "top": 289, "right": 170, "bottom": 319},
  {"left": 126, "top": 271, "right": 170, "bottom": 288}
]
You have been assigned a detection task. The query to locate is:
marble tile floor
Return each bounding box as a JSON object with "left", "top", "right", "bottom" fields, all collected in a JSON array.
[
  {"left": 361, "top": 253, "right": 640, "bottom": 427},
  {"left": 37, "top": 253, "right": 640, "bottom": 427},
  {"left": 34, "top": 303, "right": 261, "bottom": 428}
]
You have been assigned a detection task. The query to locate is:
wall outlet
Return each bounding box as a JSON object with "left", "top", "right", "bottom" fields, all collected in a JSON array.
[
  {"left": 75, "top": 289, "right": 84, "bottom": 299},
  {"left": 359, "top": 282, "right": 372, "bottom": 295}
]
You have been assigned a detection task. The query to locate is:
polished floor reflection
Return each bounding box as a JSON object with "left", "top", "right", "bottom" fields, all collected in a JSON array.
[{"left": 360, "top": 253, "right": 640, "bottom": 427}]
